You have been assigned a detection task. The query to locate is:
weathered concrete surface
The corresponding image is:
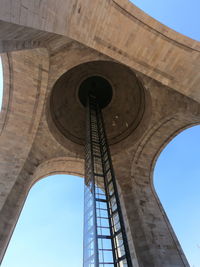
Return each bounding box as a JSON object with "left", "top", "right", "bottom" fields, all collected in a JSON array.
[
  {"left": 0, "top": 49, "right": 49, "bottom": 211},
  {"left": 113, "top": 78, "right": 200, "bottom": 266},
  {"left": 0, "top": 0, "right": 200, "bottom": 103},
  {"left": 0, "top": 0, "right": 200, "bottom": 266}
]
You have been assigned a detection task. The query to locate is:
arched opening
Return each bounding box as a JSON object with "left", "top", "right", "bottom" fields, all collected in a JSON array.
[
  {"left": 1, "top": 174, "right": 84, "bottom": 267},
  {"left": 0, "top": 57, "right": 3, "bottom": 111},
  {"left": 131, "top": 0, "right": 199, "bottom": 41},
  {"left": 154, "top": 125, "right": 200, "bottom": 266}
]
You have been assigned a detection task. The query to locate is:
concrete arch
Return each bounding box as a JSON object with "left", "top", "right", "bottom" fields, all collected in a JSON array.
[
  {"left": 150, "top": 123, "right": 200, "bottom": 260},
  {"left": 0, "top": 49, "right": 49, "bottom": 211},
  {"left": 31, "top": 156, "right": 84, "bottom": 187},
  {"left": 0, "top": 156, "right": 84, "bottom": 263},
  {"left": 152, "top": 123, "right": 200, "bottom": 266},
  {"left": 150, "top": 122, "right": 200, "bottom": 189},
  {"left": 125, "top": 114, "right": 200, "bottom": 266},
  {"left": 0, "top": 0, "right": 200, "bottom": 101},
  {"left": 131, "top": 114, "right": 200, "bottom": 188}
]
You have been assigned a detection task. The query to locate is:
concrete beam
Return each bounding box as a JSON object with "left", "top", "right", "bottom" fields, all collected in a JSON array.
[{"left": 0, "top": 0, "right": 200, "bottom": 102}]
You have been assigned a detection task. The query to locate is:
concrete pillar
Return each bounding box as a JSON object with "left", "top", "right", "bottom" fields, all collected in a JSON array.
[
  {"left": 0, "top": 168, "right": 32, "bottom": 262},
  {"left": 113, "top": 148, "right": 189, "bottom": 266},
  {"left": 120, "top": 170, "right": 189, "bottom": 266}
]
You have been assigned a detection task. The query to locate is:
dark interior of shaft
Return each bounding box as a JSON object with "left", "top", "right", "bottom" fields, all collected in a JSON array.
[{"left": 78, "top": 76, "right": 113, "bottom": 109}]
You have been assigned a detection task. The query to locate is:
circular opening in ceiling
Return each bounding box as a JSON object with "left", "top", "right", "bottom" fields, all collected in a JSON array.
[
  {"left": 48, "top": 60, "right": 151, "bottom": 156},
  {"left": 78, "top": 76, "right": 113, "bottom": 109}
]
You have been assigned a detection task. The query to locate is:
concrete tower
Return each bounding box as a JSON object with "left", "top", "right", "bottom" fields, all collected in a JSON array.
[{"left": 0, "top": 0, "right": 200, "bottom": 266}]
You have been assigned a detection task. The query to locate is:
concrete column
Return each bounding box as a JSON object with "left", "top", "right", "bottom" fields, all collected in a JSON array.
[
  {"left": 0, "top": 155, "right": 84, "bottom": 264},
  {"left": 0, "top": 168, "right": 31, "bottom": 263},
  {"left": 120, "top": 170, "right": 189, "bottom": 267},
  {"left": 113, "top": 144, "right": 190, "bottom": 267}
]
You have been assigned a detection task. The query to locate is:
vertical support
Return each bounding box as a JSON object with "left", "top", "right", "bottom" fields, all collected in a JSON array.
[
  {"left": 83, "top": 97, "right": 99, "bottom": 267},
  {"left": 83, "top": 95, "right": 132, "bottom": 266}
]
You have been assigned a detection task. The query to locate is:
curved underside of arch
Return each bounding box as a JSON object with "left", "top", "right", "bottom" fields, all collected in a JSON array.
[
  {"left": 0, "top": 0, "right": 200, "bottom": 102},
  {"left": 127, "top": 117, "right": 199, "bottom": 266},
  {"left": 32, "top": 157, "right": 84, "bottom": 186},
  {"left": 153, "top": 124, "right": 200, "bottom": 266},
  {"left": 0, "top": 49, "right": 49, "bottom": 211},
  {"left": 0, "top": 156, "right": 84, "bottom": 262},
  {"left": 112, "top": 81, "right": 200, "bottom": 266}
]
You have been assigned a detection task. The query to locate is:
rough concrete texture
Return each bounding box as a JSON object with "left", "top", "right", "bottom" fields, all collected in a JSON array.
[
  {"left": 1, "top": 0, "right": 200, "bottom": 101},
  {"left": 0, "top": 0, "right": 200, "bottom": 266}
]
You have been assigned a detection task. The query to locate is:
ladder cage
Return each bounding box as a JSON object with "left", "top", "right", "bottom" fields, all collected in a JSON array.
[{"left": 83, "top": 95, "right": 132, "bottom": 267}]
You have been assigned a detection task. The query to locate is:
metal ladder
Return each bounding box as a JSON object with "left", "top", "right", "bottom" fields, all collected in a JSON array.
[{"left": 83, "top": 95, "right": 132, "bottom": 267}]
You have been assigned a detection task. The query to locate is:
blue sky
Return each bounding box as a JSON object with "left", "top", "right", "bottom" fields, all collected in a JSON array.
[
  {"left": 155, "top": 126, "right": 200, "bottom": 267},
  {"left": 1, "top": 1, "right": 200, "bottom": 266},
  {"left": 1, "top": 175, "right": 84, "bottom": 267},
  {"left": 132, "top": 0, "right": 200, "bottom": 41}
]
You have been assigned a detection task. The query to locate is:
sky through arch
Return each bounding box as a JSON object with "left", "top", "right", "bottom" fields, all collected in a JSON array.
[
  {"left": 154, "top": 125, "right": 200, "bottom": 267},
  {"left": 1, "top": 175, "right": 84, "bottom": 267}
]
